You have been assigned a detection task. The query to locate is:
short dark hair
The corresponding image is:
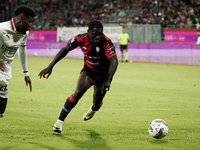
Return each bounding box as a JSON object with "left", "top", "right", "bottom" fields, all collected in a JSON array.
[
  {"left": 14, "top": 5, "right": 36, "bottom": 18},
  {"left": 88, "top": 20, "right": 103, "bottom": 29}
]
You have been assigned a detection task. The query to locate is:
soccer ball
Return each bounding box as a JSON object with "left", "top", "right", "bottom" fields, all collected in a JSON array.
[{"left": 148, "top": 119, "right": 168, "bottom": 139}]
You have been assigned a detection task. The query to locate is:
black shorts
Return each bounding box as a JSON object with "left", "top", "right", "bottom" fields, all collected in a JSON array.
[
  {"left": 120, "top": 45, "right": 128, "bottom": 51},
  {"left": 81, "top": 64, "right": 112, "bottom": 86}
]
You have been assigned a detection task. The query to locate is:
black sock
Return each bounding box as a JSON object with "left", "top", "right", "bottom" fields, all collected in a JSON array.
[
  {"left": 58, "top": 99, "right": 77, "bottom": 121},
  {"left": 91, "top": 103, "right": 102, "bottom": 111}
]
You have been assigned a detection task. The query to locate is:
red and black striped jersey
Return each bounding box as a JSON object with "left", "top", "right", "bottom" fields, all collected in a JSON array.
[{"left": 67, "top": 33, "right": 116, "bottom": 72}]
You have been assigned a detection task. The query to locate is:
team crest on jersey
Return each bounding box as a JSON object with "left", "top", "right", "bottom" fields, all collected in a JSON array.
[
  {"left": 96, "top": 47, "right": 100, "bottom": 52},
  {"left": 82, "top": 46, "right": 87, "bottom": 50},
  {"left": 1, "top": 44, "right": 18, "bottom": 58}
]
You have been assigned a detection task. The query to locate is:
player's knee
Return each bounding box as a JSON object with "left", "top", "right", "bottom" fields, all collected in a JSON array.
[{"left": 0, "top": 112, "right": 5, "bottom": 118}]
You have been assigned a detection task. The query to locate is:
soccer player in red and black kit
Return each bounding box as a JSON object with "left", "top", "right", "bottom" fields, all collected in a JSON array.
[{"left": 38, "top": 20, "right": 118, "bottom": 133}]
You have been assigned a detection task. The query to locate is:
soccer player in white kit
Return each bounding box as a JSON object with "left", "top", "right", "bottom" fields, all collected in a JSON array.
[{"left": 0, "top": 5, "right": 36, "bottom": 118}]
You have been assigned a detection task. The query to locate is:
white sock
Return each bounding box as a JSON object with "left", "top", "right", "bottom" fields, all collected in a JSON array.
[
  {"left": 90, "top": 106, "right": 94, "bottom": 111},
  {"left": 56, "top": 119, "right": 64, "bottom": 124}
]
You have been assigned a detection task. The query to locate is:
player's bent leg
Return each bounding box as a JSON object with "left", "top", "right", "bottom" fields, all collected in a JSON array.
[
  {"left": 83, "top": 107, "right": 97, "bottom": 121},
  {"left": 53, "top": 71, "right": 94, "bottom": 132},
  {"left": 53, "top": 95, "right": 77, "bottom": 133},
  {"left": 83, "top": 102, "right": 103, "bottom": 121},
  {"left": 74, "top": 71, "right": 94, "bottom": 100},
  {"left": 0, "top": 82, "right": 9, "bottom": 118},
  {"left": 0, "top": 97, "right": 8, "bottom": 118},
  {"left": 83, "top": 84, "right": 105, "bottom": 121},
  {"left": 93, "top": 84, "right": 106, "bottom": 108}
]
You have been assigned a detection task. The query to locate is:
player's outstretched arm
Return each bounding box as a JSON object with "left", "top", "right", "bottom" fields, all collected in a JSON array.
[
  {"left": 107, "top": 55, "right": 118, "bottom": 82},
  {"left": 101, "top": 55, "right": 118, "bottom": 94},
  {"left": 38, "top": 45, "right": 69, "bottom": 79},
  {"left": 38, "top": 66, "right": 53, "bottom": 79},
  {"left": 18, "top": 46, "right": 32, "bottom": 92}
]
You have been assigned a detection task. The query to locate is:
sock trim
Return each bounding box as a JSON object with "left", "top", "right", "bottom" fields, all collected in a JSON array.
[
  {"left": 92, "top": 102, "right": 103, "bottom": 111},
  {"left": 68, "top": 94, "right": 78, "bottom": 103}
]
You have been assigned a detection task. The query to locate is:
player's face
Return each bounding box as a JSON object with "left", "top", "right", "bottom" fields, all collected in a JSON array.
[
  {"left": 122, "top": 28, "right": 126, "bottom": 33},
  {"left": 19, "top": 15, "right": 34, "bottom": 34},
  {"left": 88, "top": 28, "right": 103, "bottom": 44}
]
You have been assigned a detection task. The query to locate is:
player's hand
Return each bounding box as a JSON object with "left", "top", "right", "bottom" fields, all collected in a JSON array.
[
  {"left": 38, "top": 67, "right": 52, "bottom": 79},
  {"left": 101, "top": 79, "right": 110, "bottom": 94},
  {"left": 24, "top": 76, "right": 32, "bottom": 92},
  {"left": 0, "top": 61, "right": 6, "bottom": 72}
]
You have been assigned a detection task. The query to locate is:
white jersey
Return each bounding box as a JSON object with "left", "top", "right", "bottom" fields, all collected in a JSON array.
[{"left": 0, "top": 19, "right": 28, "bottom": 79}]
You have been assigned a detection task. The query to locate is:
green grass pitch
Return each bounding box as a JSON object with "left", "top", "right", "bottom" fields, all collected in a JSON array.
[{"left": 0, "top": 56, "right": 200, "bottom": 150}]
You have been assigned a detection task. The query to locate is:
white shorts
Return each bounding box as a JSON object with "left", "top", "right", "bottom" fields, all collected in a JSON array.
[{"left": 0, "top": 77, "right": 9, "bottom": 98}]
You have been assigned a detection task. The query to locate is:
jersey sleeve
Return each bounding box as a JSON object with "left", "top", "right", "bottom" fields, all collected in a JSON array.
[
  {"left": 18, "top": 46, "right": 28, "bottom": 72},
  {"left": 67, "top": 35, "right": 80, "bottom": 51},
  {"left": 104, "top": 40, "right": 116, "bottom": 59}
]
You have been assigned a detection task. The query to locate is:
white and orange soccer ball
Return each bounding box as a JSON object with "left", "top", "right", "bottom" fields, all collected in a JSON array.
[{"left": 148, "top": 119, "right": 168, "bottom": 139}]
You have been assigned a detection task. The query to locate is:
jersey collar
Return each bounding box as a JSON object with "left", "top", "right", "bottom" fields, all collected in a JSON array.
[{"left": 11, "top": 18, "right": 16, "bottom": 31}]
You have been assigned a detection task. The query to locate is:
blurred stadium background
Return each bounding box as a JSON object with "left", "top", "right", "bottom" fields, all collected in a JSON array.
[{"left": 1, "top": 0, "right": 200, "bottom": 64}]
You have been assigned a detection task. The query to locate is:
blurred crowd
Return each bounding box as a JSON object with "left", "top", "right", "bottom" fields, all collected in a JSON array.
[
  {"left": 0, "top": 0, "right": 28, "bottom": 22},
  {"left": 0, "top": 0, "right": 200, "bottom": 30},
  {"left": 134, "top": 0, "right": 200, "bottom": 28},
  {"left": 33, "top": 0, "right": 139, "bottom": 30}
]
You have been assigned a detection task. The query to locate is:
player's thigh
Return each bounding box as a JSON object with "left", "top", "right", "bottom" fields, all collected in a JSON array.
[{"left": 73, "top": 71, "right": 94, "bottom": 100}]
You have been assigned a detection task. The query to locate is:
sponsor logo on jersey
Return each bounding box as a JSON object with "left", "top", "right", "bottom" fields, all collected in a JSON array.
[
  {"left": 87, "top": 60, "right": 99, "bottom": 65},
  {"left": 1, "top": 44, "right": 18, "bottom": 58}
]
